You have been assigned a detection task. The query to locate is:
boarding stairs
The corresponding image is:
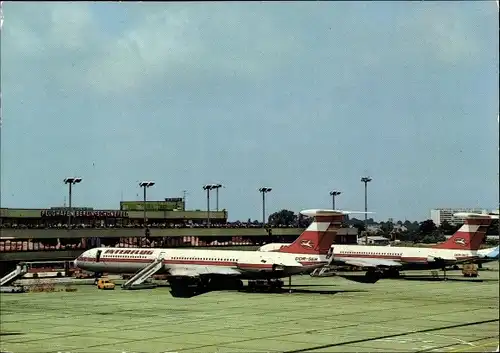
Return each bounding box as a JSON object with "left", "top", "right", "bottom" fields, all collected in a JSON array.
[
  {"left": 121, "top": 253, "right": 165, "bottom": 290},
  {"left": 1, "top": 263, "right": 28, "bottom": 287}
]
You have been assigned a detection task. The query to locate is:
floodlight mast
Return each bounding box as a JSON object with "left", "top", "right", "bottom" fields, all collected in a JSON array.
[
  {"left": 361, "top": 177, "right": 372, "bottom": 244},
  {"left": 202, "top": 184, "right": 217, "bottom": 227},
  {"left": 329, "top": 190, "right": 341, "bottom": 210},
  {"left": 259, "top": 187, "right": 272, "bottom": 227},
  {"left": 139, "top": 181, "right": 155, "bottom": 230},
  {"left": 64, "top": 177, "right": 82, "bottom": 229},
  {"left": 213, "top": 183, "right": 224, "bottom": 211}
]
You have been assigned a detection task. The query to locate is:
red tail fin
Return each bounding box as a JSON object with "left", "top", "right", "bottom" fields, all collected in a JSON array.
[
  {"left": 278, "top": 210, "right": 345, "bottom": 255},
  {"left": 433, "top": 216, "right": 493, "bottom": 250}
]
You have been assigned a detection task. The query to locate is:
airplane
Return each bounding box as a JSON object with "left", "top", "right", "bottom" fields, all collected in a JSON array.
[
  {"left": 74, "top": 209, "right": 375, "bottom": 297},
  {"left": 475, "top": 246, "right": 499, "bottom": 266},
  {"left": 325, "top": 212, "right": 499, "bottom": 279}
]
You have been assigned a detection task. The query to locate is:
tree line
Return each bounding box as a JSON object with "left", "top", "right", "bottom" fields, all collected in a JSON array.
[{"left": 267, "top": 209, "right": 499, "bottom": 245}]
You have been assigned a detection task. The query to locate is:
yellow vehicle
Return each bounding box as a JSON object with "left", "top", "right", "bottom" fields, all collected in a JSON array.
[
  {"left": 96, "top": 278, "right": 115, "bottom": 290},
  {"left": 462, "top": 263, "right": 478, "bottom": 278}
]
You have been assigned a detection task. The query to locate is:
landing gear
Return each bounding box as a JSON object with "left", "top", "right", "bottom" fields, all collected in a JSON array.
[
  {"left": 168, "top": 277, "right": 205, "bottom": 297},
  {"left": 169, "top": 277, "right": 245, "bottom": 297},
  {"left": 93, "top": 272, "right": 103, "bottom": 284},
  {"left": 247, "top": 279, "right": 284, "bottom": 293},
  {"left": 205, "top": 277, "right": 243, "bottom": 291},
  {"left": 382, "top": 268, "right": 400, "bottom": 278},
  {"left": 364, "top": 269, "right": 382, "bottom": 283}
]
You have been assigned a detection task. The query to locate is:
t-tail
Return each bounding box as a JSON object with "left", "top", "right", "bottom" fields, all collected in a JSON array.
[
  {"left": 432, "top": 212, "right": 498, "bottom": 251},
  {"left": 278, "top": 209, "right": 374, "bottom": 255}
]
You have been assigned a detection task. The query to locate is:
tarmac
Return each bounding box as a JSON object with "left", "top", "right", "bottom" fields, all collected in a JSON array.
[{"left": 1, "top": 263, "right": 498, "bottom": 353}]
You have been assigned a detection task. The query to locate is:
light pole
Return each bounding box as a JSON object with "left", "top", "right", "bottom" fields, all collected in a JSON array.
[
  {"left": 182, "top": 190, "right": 188, "bottom": 210},
  {"left": 259, "top": 187, "right": 272, "bottom": 227},
  {"left": 213, "top": 183, "right": 224, "bottom": 211},
  {"left": 361, "top": 176, "right": 372, "bottom": 244},
  {"left": 64, "top": 177, "right": 82, "bottom": 229},
  {"left": 329, "top": 191, "right": 341, "bottom": 210},
  {"left": 203, "top": 184, "right": 216, "bottom": 227},
  {"left": 139, "top": 181, "right": 155, "bottom": 229}
]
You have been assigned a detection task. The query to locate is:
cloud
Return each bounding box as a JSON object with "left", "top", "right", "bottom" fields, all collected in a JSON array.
[
  {"left": 1, "top": 2, "right": 497, "bottom": 220},
  {"left": 2, "top": 2, "right": 495, "bottom": 98}
]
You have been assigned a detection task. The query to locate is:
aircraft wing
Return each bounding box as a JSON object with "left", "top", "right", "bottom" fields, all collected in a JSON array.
[
  {"left": 336, "top": 257, "right": 402, "bottom": 268},
  {"left": 167, "top": 266, "right": 242, "bottom": 278}
]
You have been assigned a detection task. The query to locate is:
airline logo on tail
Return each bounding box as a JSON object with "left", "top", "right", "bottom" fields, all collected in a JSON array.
[
  {"left": 433, "top": 212, "right": 498, "bottom": 251},
  {"left": 277, "top": 209, "right": 374, "bottom": 256},
  {"left": 454, "top": 238, "right": 466, "bottom": 246},
  {"left": 300, "top": 240, "right": 314, "bottom": 249}
]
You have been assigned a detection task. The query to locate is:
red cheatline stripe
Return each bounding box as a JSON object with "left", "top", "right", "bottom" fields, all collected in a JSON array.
[
  {"left": 335, "top": 253, "right": 476, "bottom": 262},
  {"left": 77, "top": 257, "right": 276, "bottom": 269}
]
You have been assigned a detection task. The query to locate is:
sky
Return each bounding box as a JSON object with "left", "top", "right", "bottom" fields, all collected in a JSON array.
[{"left": 0, "top": 1, "right": 498, "bottom": 222}]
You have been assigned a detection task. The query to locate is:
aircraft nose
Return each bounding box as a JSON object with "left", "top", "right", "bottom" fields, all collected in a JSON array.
[{"left": 74, "top": 258, "right": 79, "bottom": 267}]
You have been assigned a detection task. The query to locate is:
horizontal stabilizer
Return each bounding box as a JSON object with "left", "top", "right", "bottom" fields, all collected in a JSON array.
[
  {"left": 300, "top": 209, "right": 375, "bottom": 217},
  {"left": 453, "top": 212, "right": 499, "bottom": 219}
]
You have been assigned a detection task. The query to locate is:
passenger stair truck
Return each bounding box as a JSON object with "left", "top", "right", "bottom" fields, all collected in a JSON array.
[
  {"left": 1, "top": 263, "right": 29, "bottom": 287},
  {"left": 121, "top": 252, "right": 165, "bottom": 290}
]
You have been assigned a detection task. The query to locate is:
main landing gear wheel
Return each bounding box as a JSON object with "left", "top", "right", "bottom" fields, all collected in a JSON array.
[
  {"left": 383, "top": 268, "right": 400, "bottom": 278},
  {"left": 169, "top": 278, "right": 205, "bottom": 297},
  {"left": 364, "top": 270, "right": 382, "bottom": 283},
  {"left": 247, "top": 279, "right": 284, "bottom": 293}
]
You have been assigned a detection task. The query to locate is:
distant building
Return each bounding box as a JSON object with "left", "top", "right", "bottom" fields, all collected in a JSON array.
[
  {"left": 430, "top": 208, "right": 488, "bottom": 226},
  {"left": 367, "top": 224, "right": 381, "bottom": 233},
  {"left": 392, "top": 224, "right": 407, "bottom": 232},
  {"left": 335, "top": 228, "right": 358, "bottom": 245},
  {"left": 357, "top": 236, "right": 390, "bottom": 245}
]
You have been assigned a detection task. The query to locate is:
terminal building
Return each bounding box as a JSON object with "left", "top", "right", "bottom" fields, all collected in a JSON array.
[
  {"left": 0, "top": 198, "right": 304, "bottom": 269},
  {"left": 0, "top": 198, "right": 227, "bottom": 229}
]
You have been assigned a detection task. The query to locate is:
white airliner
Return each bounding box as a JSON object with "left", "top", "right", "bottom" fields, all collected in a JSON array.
[
  {"left": 476, "top": 245, "right": 499, "bottom": 266},
  {"left": 74, "top": 209, "right": 373, "bottom": 296},
  {"left": 260, "top": 212, "right": 499, "bottom": 279},
  {"left": 329, "top": 212, "right": 499, "bottom": 278}
]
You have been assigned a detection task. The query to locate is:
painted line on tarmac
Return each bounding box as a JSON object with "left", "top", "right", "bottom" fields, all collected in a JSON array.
[
  {"left": 414, "top": 335, "right": 499, "bottom": 352},
  {"left": 281, "top": 318, "right": 500, "bottom": 353},
  {"left": 446, "top": 339, "right": 500, "bottom": 353}
]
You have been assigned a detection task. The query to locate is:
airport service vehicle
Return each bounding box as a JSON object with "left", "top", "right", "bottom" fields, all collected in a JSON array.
[
  {"left": 23, "top": 260, "right": 76, "bottom": 279},
  {"left": 97, "top": 278, "right": 115, "bottom": 290},
  {"left": 74, "top": 209, "right": 374, "bottom": 296},
  {"left": 462, "top": 263, "right": 478, "bottom": 277}
]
